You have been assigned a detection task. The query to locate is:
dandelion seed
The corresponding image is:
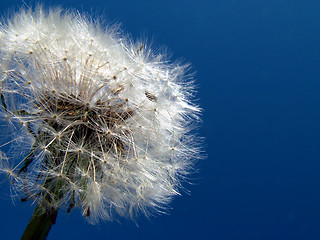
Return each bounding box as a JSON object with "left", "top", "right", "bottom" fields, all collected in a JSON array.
[{"left": 0, "top": 6, "right": 201, "bottom": 239}]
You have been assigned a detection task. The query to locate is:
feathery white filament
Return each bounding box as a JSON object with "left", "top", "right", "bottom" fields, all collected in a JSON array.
[{"left": 0, "top": 7, "right": 201, "bottom": 223}]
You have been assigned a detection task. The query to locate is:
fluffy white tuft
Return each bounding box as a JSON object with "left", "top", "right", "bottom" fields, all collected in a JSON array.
[{"left": 0, "top": 7, "right": 201, "bottom": 223}]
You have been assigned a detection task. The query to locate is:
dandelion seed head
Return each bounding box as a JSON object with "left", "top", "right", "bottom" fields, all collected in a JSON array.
[{"left": 0, "top": 6, "right": 201, "bottom": 223}]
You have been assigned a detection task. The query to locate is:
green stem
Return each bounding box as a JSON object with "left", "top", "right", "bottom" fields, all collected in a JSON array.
[{"left": 21, "top": 205, "right": 58, "bottom": 240}]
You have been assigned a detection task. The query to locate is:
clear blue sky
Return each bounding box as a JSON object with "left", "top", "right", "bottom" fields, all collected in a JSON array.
[{"left": 1, "top": 0, "right": 320, "bottom": 239}]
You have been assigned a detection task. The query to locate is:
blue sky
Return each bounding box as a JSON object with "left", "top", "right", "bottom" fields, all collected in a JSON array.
[{"left": 0, "top": 0, "right": 320, "bottom": 239}]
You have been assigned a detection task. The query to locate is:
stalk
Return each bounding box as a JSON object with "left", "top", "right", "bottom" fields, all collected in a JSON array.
[{"left": 21, "top": 205, "right": 58, "bottom": 240}]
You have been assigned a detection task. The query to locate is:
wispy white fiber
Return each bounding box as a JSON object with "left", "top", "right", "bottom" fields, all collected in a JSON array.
[{"left": 0, "top": 6, "right": 201, "bottom": 223}]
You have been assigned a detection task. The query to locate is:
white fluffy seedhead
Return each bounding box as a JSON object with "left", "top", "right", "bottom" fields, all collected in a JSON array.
[{"left": 0, "top": 7, "right": 201, "bottom": 223}]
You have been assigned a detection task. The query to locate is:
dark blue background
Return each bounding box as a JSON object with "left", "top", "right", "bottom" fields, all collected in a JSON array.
[{"left": 1, "top": 0, "right": 320, "bottom": 239}]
